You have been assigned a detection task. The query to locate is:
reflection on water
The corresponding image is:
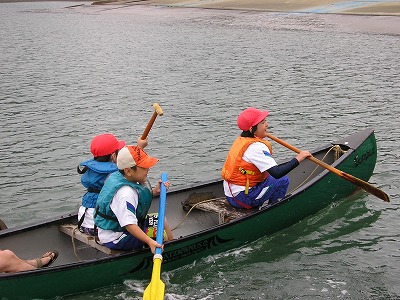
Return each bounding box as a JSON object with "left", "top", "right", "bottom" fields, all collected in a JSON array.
[{"left": 0, "top": 2, "right": 399, "bottom": 299}]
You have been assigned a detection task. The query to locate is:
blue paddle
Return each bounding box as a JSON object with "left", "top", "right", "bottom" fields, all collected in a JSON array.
[{"left": 143, "top": 172, "right": 167, "bottom": 300}]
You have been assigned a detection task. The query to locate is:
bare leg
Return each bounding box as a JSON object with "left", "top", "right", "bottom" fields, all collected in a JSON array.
[{"left": 0, "top": 250, "right": 53, "bottom": 273}]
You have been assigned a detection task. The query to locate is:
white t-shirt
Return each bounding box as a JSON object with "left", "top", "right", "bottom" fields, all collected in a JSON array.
[
  {"left": 223, "top": 141, "right": 277, "bottom": 196},
  {"left": 97, "top": 185, "right": 139, "bottom": 244}
]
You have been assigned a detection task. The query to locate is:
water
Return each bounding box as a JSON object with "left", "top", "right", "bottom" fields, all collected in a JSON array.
[{"left": 1, "top": 2, "right": 399, "bottom": 299}]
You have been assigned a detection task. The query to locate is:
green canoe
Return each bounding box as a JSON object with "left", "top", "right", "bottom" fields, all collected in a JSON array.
[{"left": 0, "top": 128, "right": 379, "bottom": 299}]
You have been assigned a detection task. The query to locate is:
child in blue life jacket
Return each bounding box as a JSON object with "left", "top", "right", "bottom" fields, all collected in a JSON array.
[{"left": 77, "top": 134, "right": 148, "bottom": 236}]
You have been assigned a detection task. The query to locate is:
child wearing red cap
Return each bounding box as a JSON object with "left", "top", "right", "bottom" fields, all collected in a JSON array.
[
  {"left": 94, "top": 146, "right": 173, "bottom": 253},
  {"left": 221, "top": 107, "right": 312, "bottom": 208},
  {"left": 77, "top": 134, "right": 148, "bottom": 236}
]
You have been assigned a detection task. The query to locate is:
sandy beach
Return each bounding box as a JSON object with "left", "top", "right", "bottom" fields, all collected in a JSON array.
[
  {"left": 2, "top": 0, "right": 400, "bottom": 16},
  {"left": 90, "top": 0, "right": 400, "bottom": 16},
  {"left": 85, "top": 0, "right": 400, "bottom": 35},
  {"left": 1, "top": 0, "right": 399, "bottom": 35}
]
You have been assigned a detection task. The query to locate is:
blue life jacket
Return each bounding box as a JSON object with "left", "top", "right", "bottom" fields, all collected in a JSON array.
[
  {"left": 78, "top": 159, "right": 118, "bottom": 208},
  {"left": 94, "top": 171, "right": 152, "bottom": 232}
]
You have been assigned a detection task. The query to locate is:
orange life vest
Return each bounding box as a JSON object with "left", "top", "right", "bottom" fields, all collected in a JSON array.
[{"left": 221, "top": 137, "right": 273, "bottom": 194}]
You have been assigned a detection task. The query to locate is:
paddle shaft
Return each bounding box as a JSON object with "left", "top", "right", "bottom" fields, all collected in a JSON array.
[
  {"left": 265, "top": 133, "right": 389, "bottom": 202},
  {"left": 156, "top": 173, "right": 167, "bottom": 254},
  {"left": 141, "top": 103, "right": 163, "bottom": 140}
]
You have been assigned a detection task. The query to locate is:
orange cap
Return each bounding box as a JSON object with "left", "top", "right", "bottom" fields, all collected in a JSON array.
[{"left": 117, "top": 146, "right": 158, "bottom": 170}]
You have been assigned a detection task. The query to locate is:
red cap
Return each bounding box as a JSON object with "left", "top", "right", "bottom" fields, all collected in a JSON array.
[
  {"left": 90, "top": 134, "right": 126, "bottom": 157},
  {"left": 237, "top": 107, "right": 269, "bottom": 131}
]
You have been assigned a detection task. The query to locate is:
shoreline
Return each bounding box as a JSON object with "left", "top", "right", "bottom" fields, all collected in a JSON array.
[
  {"left": 1, "top": 0, "right": 400, "bottom": 16},
  {"left": 2, "top": 0, "right": 400, "bottom": 34},
  {"left": 94, "top": 0, "right": 400, "bottom": 16}
]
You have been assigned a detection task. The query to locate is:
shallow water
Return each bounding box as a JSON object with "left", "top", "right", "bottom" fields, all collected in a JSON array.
[{"left": 0, "top": 2, "right": 399, "bottom": 299}]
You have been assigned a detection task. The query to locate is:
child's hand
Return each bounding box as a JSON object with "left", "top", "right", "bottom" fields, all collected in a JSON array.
[
  {"left": 137, "top": 137, "right": 148, "bottom": 149},
  {"left": 163, "top": 180, "right": 171, "bottom": 190},
  {"left": 148, "top": 239, "right": 163, "bottom": 254},
  {"left": 152, "top": 180, "right": 171, "bottom": 196},
  {"left": 296, "top": 150, "right": 312, "bottom": 162}
]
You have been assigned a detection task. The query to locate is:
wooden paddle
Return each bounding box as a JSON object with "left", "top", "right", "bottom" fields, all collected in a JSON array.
[
  {"left": 143, "top": 172, "right": 168, "bottom": 300},
  {"left": 141, "top": 103, "right": 164, "bottom": 140},
  {"left": 0, "top": 218, "right": 7, "bottom": 230},
  {"left": 265, "top": 133, "right": 390, "bottom": 202}
]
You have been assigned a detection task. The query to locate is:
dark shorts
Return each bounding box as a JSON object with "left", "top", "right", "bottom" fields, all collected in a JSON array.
[
  {"left": 79, "top": 226, "right": 97, "bottom": 236},
  {"left": 103, "top": 233, "right": 144, "bottom": 251},
  {"left": 227, "top": 175, "right": 290, "bottom": 208},
  {"left": 102, "top": 213, "right": 166, "bottom": 251}
]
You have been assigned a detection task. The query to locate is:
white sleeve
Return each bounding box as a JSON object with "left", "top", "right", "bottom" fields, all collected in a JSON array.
[
  {"left": 110, "top": 186, "right": 139, "bottom": 228},
  {"left": 243, "top": 142, "right": 277, "bottom": 173}
]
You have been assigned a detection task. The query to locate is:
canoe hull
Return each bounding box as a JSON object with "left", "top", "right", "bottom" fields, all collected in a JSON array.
[{"left": 0, "top": 128, "right": 379, "bottom": 299}]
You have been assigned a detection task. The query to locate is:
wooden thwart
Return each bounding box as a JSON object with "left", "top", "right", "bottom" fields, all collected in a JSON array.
[{"left": 58, "top": 224, "right": 124, "bottom": 255}]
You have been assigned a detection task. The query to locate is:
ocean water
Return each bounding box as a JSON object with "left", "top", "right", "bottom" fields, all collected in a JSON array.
[{"left": 0, "top": 2, "right": 399, "bottom": 299}]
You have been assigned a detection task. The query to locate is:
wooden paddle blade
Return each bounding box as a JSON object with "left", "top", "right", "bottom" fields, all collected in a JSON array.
[
  {"left": 143, "top": 258, "right": 165, "bottom": 300},
  {"left": 141, "top": 103, "right": 164, "bottom": 140},
  {"left": 265, "top": 132, "right": 390, "bottom": 202},
  {"left": 0, "top": 218, "right": 7, "bottom": 230},
  {"left": 153, "top": 103, "right": 164, "bottom": 116},
  {"left": 341, "top": 172, "right": 390, "bottom": 202},
  {"left": 306, "top": 156, "right": 390, "bottom": 202}
]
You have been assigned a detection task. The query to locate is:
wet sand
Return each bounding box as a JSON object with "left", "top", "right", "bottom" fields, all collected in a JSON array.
[
  {"left": 92, "top": 0, "right": 400, "bottom": 16},
  {"left": 85, "top": 0, "right": 400, "bottom": 35},
  {"left": 2, "top": 0, "right": 399, "bottom": 34},
  {"left": 2, "top": 0, "right": 400, "bottom": 16}
]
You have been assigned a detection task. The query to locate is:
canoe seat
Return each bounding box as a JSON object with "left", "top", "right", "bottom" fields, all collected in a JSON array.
[
  {"left": 58, "top": 224, "right": 124, "bottom": 255},
  {"left": 183, "top": 193, "right": 256, "bottom": 224}
]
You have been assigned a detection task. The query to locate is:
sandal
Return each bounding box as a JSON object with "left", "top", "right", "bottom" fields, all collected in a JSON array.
[{"left": 35, "top": 250, "right": 59, "bottom": 268}]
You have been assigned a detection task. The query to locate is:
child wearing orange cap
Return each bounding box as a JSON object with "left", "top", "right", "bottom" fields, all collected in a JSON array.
[
  {"left": 77, "top": 134, "right": 148, "bottom": 236},
  {"left": 94, "top": 146, "right": 173, "bottom": 253},
  {"left": 221, "top": 107, "right": 312, "bottom": 208}
]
